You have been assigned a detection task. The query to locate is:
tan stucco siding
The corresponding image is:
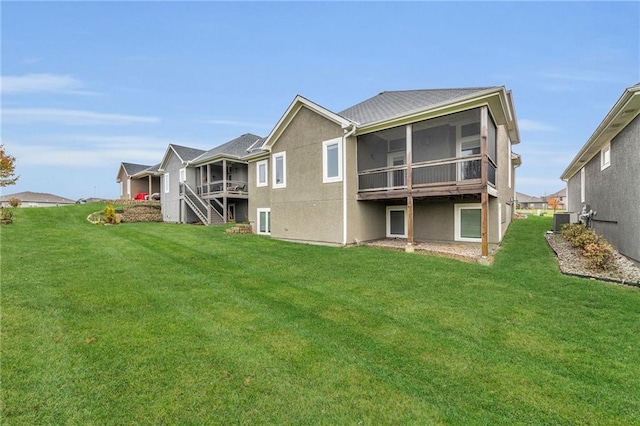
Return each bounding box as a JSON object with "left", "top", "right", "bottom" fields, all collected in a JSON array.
[
  {"left": 495, "top": 125, "right": 515, "bottom": 241},
  {"left": 413, "top": 201, "right": 455, "bottom": 242},
  {"left": 253, "top": 106, "right": 345, "bottom": 244}
]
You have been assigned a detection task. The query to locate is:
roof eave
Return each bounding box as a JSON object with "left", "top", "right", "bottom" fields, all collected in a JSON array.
[
  {"left": 261, "top": 95, "right": 353, "bottom": 150},
  {"left": 560, "top": 84, "right": 640, "bottom": 180},
  {"left": 354, "top": 87, "right": 519, "bottom": 139}
]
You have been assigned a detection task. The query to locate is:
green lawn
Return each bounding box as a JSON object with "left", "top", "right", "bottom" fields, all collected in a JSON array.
[{"left": 2, "top": 204, "right": 639, "bottom": 425}]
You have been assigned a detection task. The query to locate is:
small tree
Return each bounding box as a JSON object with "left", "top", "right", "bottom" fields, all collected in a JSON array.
[
  {"left": 8, "top": 197, "right": 21, "bottom": 208},
  {"left": 0, "top": 145, "right": 19, "bottom": 187},
  {"left": 547, "top": 196, "right": 560, "bottom": 213}
]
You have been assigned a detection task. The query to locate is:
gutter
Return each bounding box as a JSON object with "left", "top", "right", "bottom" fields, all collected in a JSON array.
[{"left": 342, "top": 122, "right": 357, "bottom": 246}]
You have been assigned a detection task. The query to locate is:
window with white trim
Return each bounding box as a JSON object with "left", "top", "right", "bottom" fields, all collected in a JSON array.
[
  {"left": 386, "top": 206, "right": 407, "bottom": 238},
  {"left": 257, "top": 208, "right": 271, "bottom": 235},
  {"left": 580, "top": 168, "right": 585, "bottom": 203},
  {"left": 600, "top": 142, "right": 611, "bottom": 170},
  {"left": 508, "top": 142, "right": 512, "bottom": 189},
  {"left": 164, "top": 173, "right": 170, "bottom": 193},
  {"left": 257, "top": 160, "right": 268, "bottom": 187},
  {"left": 272, "top": 152, "right": 286, "bottom": 188},
  {"left": 120, "top": 181, "right": 124, "bottom": 198},
  {"left": 179, "top": 168, "right": 186, "bottom": 183},
  {"left": 322, "top": 137, "right": 342, "bottom": 183},
  {"left": 455, "top": 203, "right": 482, "bottom": 242}
]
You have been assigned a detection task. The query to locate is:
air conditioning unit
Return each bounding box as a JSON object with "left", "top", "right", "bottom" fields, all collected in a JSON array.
[{"left": 553, "top": 213, "right": 570, "bottom": 233}]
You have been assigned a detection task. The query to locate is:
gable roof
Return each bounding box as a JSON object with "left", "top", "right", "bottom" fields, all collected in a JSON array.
[
  {"left": 516, "top": 192, "right": 544, "bottom": 203},
  {"left": 259, "top": 95, "right": 353, "bottom": 151},
  {"left": 547, "top": 188, "right": 567, "bottom": 199},
  {"left": 132, "top": 163, "right": 161, "bottom": 178},
  {"left": 120, "top": 162, "right": 150, "bottom": 176},
  {"left": 561, "top": 83, "right": 640, "bottom": 180},
  {"left": 0, "top": 191, "right": 75, "bottom": 204},
  {"left": 191, "top": 133, "right": 264, "bottom": 165},
  {"left": 159, "top": 144, "right": 207, "bottom": 171},
  {"left": 339, "top": 87, "right": 499, "bottom": 125}
]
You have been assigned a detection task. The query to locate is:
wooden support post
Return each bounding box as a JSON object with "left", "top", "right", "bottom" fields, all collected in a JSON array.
[
  {"left": 480, "top": 106, "right": 489, "bottom": 257},
  {"left": 222, "top": 159, "right": 227, "bottom": 223},
  {"left": 406, "top": 124, "right": 414, "bottom": 247}
]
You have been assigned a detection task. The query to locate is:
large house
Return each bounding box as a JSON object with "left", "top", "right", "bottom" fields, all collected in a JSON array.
[
  {"left": 0, "top": 191, "right": 76, "bottom": 207},
  {"left": 246, "top": 87, "right": 521, "bottom": 256},
  {"left": 157, "top": 134, "right": 263, "bottom": 224},
  {"left": 561, "top": 83, "right": 640, "bottom": 264}
]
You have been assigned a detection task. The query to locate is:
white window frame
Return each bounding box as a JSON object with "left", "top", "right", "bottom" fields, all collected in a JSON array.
[
  {"left": 257, "top": 208, "right": 271, "bottom": 235},
  {"left": 580, "top": 167, "right": 585, "bottom": 203},
  {"left": 179, "top": 167, "right": 186, "bottom": 183},
  {"left": 164, "top": 173, "right": 170, "bottom": 193},
  {"left": 120, "top": 181, "right": 124, "bottom": 198},
  {"left": 272, "top": 151, "right": 286, "bottom": 189},
  {"left": 322, "top": 137, "right": 343, "bottom": 183},
  {"left": 454, "top": 203, "right": 482, "bottom": 242},
  {"left": 600, "top": 142, "right": 611, "bottom": 170},
  {"left": 386, "top": 206, "right": 407, "bottom": 238},
  {"left": 256, "top": 160, "right": 268, "bottom": 187},
  {"left": 508, "top": 142, "right": 512, "bottom": 189},
  {"left": 127, "top": 179, "right": 131, "bottom": 197}
]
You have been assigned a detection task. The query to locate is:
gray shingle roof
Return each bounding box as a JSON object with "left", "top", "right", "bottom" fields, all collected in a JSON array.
[
  {"left": 122, "top": 162, "right": 151, "bottom": 176},
  {"left": 193, "top": 133, "right": 264, "bottom": 164},
  {"left": 0, "top": 191, "right": 76, "bottom": 204},
  {"left": 171, "top": 144, "right": 207, "bottom": 162},
  {"left": 338, "top": 87, "right": 500, "bottom": 125}
]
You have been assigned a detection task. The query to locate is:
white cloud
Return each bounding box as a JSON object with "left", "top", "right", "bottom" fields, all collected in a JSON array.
[
  {"left": 518, "top": 119, "right": 555, "bottom": 132},
  {"left": 1, "top": 73, "right": 98, "bottom": 95},
  {"left": 12, "top": 144, "right": 165, "bottom": 167},
  {"left": 1, "top": 108, "right": 160, "bottom": 126}
]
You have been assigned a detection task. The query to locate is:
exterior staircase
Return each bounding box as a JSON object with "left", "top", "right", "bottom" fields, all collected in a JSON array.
[{"left": 181, "top": 182, "right": 224, "bottom": 225}]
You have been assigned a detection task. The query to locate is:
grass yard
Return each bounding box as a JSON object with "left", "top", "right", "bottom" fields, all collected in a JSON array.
[{"left": 2, "top": 204, "right": 639, "bottom": 425}]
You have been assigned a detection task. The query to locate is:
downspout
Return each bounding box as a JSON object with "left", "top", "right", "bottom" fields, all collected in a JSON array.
[{"left": 342, "top": 123, "right": 357, "bottom": 246}]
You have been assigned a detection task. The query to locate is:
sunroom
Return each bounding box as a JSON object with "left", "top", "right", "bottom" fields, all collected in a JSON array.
[{"left": 356, "top": 107, "right": 497, "bottom": 199}]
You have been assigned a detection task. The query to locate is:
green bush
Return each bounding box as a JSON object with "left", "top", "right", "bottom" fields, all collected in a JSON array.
[
  {"left": 104, "top": 205, "right": 116, "bottom": 224},
  {"left": 0, "top": 207, "right": 14, "bottom": 222}
]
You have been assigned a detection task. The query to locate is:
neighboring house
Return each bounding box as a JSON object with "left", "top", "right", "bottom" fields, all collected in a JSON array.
[
  {"left": 187, "top": 133, "right": 264, "bottom": 224},
  {"left": 544, "top": 188, "right": 567, "bottom": 210},
  {"left": 0, "top": 191, "right": 76, "bottom": 207},
  {"left": 116, "top": 162, "right": 161, "bottom": 200},
  {"left": 247, "top": 87, "right": 521, "bottom": 256},
  {"left": 158, "top": 144, "right": 207, "bottom": 223},
  {"left": 561, "top": 83, "right": 640, "bottom": 264},
  {"left": 157, "top": 135, "right": 267, "bottom": 224},
  {"left": 516, "top": 192, "right": 546, "bottom": 210}
]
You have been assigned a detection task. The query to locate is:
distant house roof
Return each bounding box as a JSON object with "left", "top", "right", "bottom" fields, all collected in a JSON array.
[
  {"left": 561, "top": 83, "right": 640, "bottom": 180},
  {"left": 516, "top": 192, "right": 544, "bottom": 203},
  {"left": 338, "top": 87, "right": 500, "bottom": 126},
  {"left": 133, "top": 163, "right": 161, "bottom": 177},
  {"left": 0, "top": 191, "right": 75, "bottom": 205},
  {"left": 121, "top": 162, "right": 151, "bottom": 176},
  {"left": 547, "top": 188, "right": 567, "bottom": 199},
  {"left": 191, "top": 133, "right": 264, "bottom": 165}
]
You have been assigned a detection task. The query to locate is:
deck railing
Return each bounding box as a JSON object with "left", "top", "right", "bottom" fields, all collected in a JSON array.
[
  {"left": 196, "top": 180, "right": 248, "bottom": 196},
  {"left": 358, "top": 155, "right": 487, "bottom": 192}
]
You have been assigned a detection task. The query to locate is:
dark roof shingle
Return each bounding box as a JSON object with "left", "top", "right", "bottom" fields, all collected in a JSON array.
[
  {"left": 194, "top": 133, "right": 264, "bottom": 163},
  {"left": 338, "top": 87, "right": 499, "bottom": 125}
]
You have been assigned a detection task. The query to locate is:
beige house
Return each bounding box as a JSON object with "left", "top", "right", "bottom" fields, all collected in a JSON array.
[
  {"left": 247, "top": 87, "right": 521, "bottom": 255},
  {"left": 116, "top": 162, "right": 161, "bottom": 200}
]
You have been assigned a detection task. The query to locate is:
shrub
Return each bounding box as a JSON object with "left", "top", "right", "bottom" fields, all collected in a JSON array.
[
  {"left": 104, "top": 205, "right": 116, "bottom": 224},
  {"left": 561, "top": 224, "right": 592, "bottom": 248},
  {"left": 583, "top": 239, "right": 615, "bottom": 270},
  {"left": 0, "top": 207, "right": 13, "bottom": 222},
  {"left": 8, "top": 197, "right": 21, "bottom": 208}
]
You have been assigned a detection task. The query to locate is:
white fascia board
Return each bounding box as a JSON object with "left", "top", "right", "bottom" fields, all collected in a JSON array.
[
  {"left": 261, "top": 95, "right": 353, "bottom": 150},
  {"left": 158, "top": 145, "right": 183, "bottom": 172}
]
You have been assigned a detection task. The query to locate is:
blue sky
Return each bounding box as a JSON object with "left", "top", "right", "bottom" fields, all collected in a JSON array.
[{"left": 2, "top": 1, "right": 638, "bottom": 200}]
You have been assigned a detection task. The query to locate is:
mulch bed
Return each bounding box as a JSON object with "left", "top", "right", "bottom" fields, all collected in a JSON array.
[{"left": 545, "top": 232, "right": 640, "bottom": 287}]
